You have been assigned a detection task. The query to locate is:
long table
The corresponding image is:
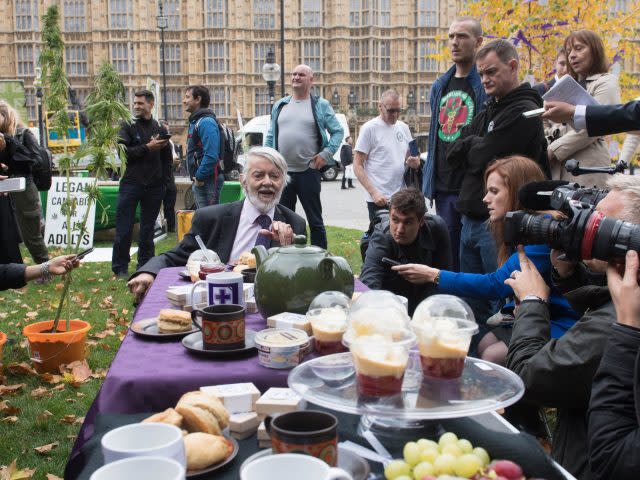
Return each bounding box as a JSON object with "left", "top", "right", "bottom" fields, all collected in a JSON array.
[{"left": 66, "top": 266, "right": 363, "bottom": 477}]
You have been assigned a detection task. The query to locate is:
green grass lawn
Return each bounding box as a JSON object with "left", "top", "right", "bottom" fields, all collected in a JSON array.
[{"left": 0, "top": 226, "right": 363, "bottom": 478}]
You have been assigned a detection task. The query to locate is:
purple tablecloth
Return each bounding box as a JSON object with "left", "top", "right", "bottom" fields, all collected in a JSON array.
[{"left": 68, "top": 267, "right": 363, "bottom": 469}]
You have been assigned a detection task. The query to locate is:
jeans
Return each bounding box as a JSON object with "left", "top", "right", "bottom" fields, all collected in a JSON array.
[
  {"left": 280, "top": 168, "right": 326, "bottom": 248},
  {"left": 460, "top": 215, "right": 500, "bottom": 352},
  {"left": 435, "top": 192, "right": 462, "bottom": 272},
  {"left": 367, "top": 202, "right": 388, "bottom": 222},
  {"left": 112, "top": 182, "right": 165, "bottom": 275},
  {"left": 193, "top": 173, "right": 224, "bottom": 209},
  {"left": 163, "top": 178, "right": 177, "bottom": 232},
  {"left": 10, "top": 177, "right": 49, "bottom": 264}
]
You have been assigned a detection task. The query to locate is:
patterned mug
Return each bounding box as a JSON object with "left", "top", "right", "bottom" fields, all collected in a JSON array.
[{"left": 191, "top": 304, "right": 245, "bottom": 351}]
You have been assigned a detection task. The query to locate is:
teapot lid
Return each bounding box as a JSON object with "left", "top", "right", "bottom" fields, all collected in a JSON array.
[{"left": 279, "top": 235, "right": 325, "bottom": 254}]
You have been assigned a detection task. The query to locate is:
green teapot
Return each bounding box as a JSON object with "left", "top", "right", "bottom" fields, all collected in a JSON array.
[{"left": 252, "top": 235, "right": 354, "bottom": 318}]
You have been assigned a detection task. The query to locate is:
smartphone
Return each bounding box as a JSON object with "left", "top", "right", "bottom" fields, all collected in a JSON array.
[
  {"left": 522, "top": 108, "right": 545, "bottom": 119},
  {"left": 74, "top": 247, "right": 95, "bottom": 260},
  {"left": 381, "top": 257, "right": 403, "bottom": 267},
  {"left": 157, "top": 133, "right": 172, "bottom": 140},
  {"left": 408, "top": 139, "right": 420, "bottom": 157},
  {"left": 0, "top": 177, "right": 26, "bottom": 193}
]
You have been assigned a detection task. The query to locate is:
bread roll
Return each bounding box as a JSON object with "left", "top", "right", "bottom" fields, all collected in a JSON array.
[
  {"left": 142, "top": 408, "right": 183, "bottom": 427},
  {"left": 184, "top": 432, "right": 232, "bottom": 470},
  {"left": 158, "top": 309, "right": 193, "bottom": 333},
  {"left": 238, "top": 252, "right": 256, "bottom": 268},
  {"left": 232, "top": 264, "right": 249, "bottom": 273},
  {"left": 175, "top": 391, "right": 230, "bottom": 434}
]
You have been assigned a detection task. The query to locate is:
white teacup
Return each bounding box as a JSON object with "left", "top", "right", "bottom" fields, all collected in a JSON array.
[
  {"left": 241, "top": 453, "right": 353, "bottom": 480},
  {"left": 90, "top": 456, "right": 185, "bottom": 480},
  {"left": 191, "top": 271, "right": 244, "bottom": 308},
  {"left": 101, "top": 423, "right": 186, "bottom": 467}
]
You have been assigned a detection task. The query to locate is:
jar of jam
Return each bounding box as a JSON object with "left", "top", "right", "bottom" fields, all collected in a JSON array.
[{"left": 199, "top": 262, "right": 225, "bottom": 280}]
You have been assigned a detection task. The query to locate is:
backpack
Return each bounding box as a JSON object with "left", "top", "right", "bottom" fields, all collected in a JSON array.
[
  {"left": 360, "top": 209, "right": 390, "bottom": 261},
  {"left": 15, "top": 128, "right": 53, "bottom": 191},
  {"left": 194, "top": 115, "right": 240, "bottom": 176}
]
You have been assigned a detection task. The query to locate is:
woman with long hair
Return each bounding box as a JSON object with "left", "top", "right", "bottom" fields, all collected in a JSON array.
[
  {"left": 547, "top": 29, "right": 620, "bottom": 187},
  {"left": 393, "top": 156, "right": 579, "bottom": 364},
  {"left": 0, "top": 101, "right": 49, "bottom": 265}
]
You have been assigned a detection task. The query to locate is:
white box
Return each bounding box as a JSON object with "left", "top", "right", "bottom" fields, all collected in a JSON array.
[
  {"left": 229, "top": 412, "right": 263, "bottom": 433},
  {"left": 266, "top": 312, "right": 312, "bottom": 335},
  {"left": 255, "top": 387, "right": 303, "bottom": 415},
  {"left": 200, "top": 383, "right": 261, "bottom": 413}
]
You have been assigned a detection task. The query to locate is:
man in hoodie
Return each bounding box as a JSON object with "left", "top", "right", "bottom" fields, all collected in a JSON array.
[
  {"left": 423, "top": 16, "right": 485, "bottom": 272},
  {"left": 183, "top": 85, "right": 222, "bottom": 209},
  {"left": 112, "top": 89, "right": 172, "bottom": 277},
  {"left": 447, "top": 39, "right": 549, "bottom": 326}
]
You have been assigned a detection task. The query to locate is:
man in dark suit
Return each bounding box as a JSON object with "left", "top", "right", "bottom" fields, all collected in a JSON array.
[
  {"left": 543, "top": 100, "right": 640, "bottom": 137},
  {"left": 128, "top": 146, "right": 306, "bottom": 302}
]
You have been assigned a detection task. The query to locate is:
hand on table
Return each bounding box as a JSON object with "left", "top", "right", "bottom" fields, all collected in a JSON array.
[
  {"left": 259, "top": 221, "right": 295, "bottom": 246},
  {"left": 392, "top": 263, "right": 438, "bottom": 285},
  {"left": 128, "top": 273, "right": 155, "bottom": 302},
  {"left": 607, "top": 250, "right": 640, "bottom": 329},
  {"left": 504, "top": 246, "right": 550, "bottom": 302}
]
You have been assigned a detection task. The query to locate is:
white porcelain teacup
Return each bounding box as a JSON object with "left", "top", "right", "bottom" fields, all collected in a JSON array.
[
  {"left": 90, "top": 456, "right": 185, "bottom": 480},
  {"left": 241, "top": 453, "right": 353, "bottom": 480},
  {"left": 101, "top": 423, "right": 186, "bottom": 467}
]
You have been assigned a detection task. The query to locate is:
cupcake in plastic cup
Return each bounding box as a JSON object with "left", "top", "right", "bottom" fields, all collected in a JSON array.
[
  {"left": 308, "top": 307, "right": 348, "bottom": 355},
  {"left": 307, "top": 291, "right": 351, "bottom": 355},
  {"left": 350, "top": 335, "right": 410, "bottom": 397},
  {"left": 412, "top": 295, "right": 478, "bottom": 380}
]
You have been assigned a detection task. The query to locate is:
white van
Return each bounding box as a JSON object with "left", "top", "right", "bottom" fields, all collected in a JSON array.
[{"left": 236, "top": 113, "right": 350, "bottom": 181}]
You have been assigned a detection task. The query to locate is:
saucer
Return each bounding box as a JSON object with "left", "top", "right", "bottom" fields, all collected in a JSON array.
[
  {"left": 130, "top": 317, "right": 199, "bottom": 339},
  {"left": 186, "top": 433, "right": 238, "bottom": 478},
  {"left": 240, "top": 446, "right": 370, "bottom": 480},
  {"left": 182, "top": 330, "right": 258, "bottom": 357},
  {"left": 178, "top": 270, "right": 191, "bottom": 281}
]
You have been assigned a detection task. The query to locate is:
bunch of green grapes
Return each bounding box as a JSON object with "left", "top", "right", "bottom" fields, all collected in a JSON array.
[{"left": 384, "top": 432, "right": 491, "bottom": 480}]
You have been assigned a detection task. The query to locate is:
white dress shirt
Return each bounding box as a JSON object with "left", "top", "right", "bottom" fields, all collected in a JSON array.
[{"left": 228, "top": 198, "right": 275, "bottom": 263}]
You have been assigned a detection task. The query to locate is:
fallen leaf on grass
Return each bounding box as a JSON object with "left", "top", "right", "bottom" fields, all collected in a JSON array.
[
  {"left": 0, "top": 384, "right": 25, "bottom": 396},
  {"left": 1, "top": 416, "right": 18, "bottom": 423},
  {"left": 39, "top": 373, "right": 63, "bottom": 384},
  {"left": 59, "top": 414, "right": 77, "bottom": 424},
  {"left": 50, "top": 384, "right": 65, "bottom": 392},
  {"left": 35, "top": 410, "right": 53, "bottom": 425},
  {"left": 0, "top": 401, "right": 21, "bottom": 416},
  {"left": 91, "top": 329, "right": 115, "bottom": 339},
  {"left": 24, "top": 312, "right": 38, "bottom": 320},
  {"left": 59, "top": 360, "right": 92, "bottom": 384},
  {"left": 7, "top": 363, "right": 38, "bottom": 376},
  {"left": 34, "top": 443, "right": 58, "bottom": 454},
  {"left": 30, "top": 387, "right": 51, "bottom": 399},
  {"left": 0, "top": 459, "right": 35, "bottom": 479},
  {"left": 99, "top": 296, "right": 114, "bottom": 309},
  {"left": 90, "top": 288, "right": 100, "bottom": 294},
  {"left": 54, "top": 283, "right": 64, "bottom": 290},
  {"left": 45, "top": 474, "right": 63, "bottom": 480}
]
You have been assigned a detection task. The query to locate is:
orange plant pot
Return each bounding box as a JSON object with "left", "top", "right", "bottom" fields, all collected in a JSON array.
[
  {"left": 0, "top": 332, "right": 7, "bottom": 369},
  {"left": 22, "top": 320, "right": 91, "bottom": 373}
]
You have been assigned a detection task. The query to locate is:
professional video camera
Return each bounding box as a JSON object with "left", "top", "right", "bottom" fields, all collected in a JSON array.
[{"left": 504, "top": 180, "right": 640, "bottom": 262}]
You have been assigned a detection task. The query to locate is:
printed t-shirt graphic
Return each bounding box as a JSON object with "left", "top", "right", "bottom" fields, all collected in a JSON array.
[{"left": 438, "top": 91, "right": 474, "bottom": 142}]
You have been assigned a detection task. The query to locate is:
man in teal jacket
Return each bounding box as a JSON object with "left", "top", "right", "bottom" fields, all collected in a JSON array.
[{"left": 265, "top": 64, "right": 343, "bottom": 248}]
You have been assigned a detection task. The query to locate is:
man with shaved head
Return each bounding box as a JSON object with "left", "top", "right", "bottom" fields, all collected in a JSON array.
[
  {"left": 354, "top": 89, "right": 421, "bottom": 220},
  {"left": 265, "top": 64, "right": 343, "bottom": 248}
]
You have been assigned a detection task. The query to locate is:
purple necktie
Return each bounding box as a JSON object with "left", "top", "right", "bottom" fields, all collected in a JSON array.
[{"left": 254, "top": 214, "right": 272, "bottom": 247}]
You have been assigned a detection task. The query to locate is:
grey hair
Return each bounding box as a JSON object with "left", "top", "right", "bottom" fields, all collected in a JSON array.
[
  {"left": 606, "top": 173, "right": 640, "bottom": 224},
  {"left": 243, "top": 146, "right": 289, "bottom": 182},
  {"left": 452, "top": 16, "right": 483, "bottom": 37},
  {"left": 380, "top": 89, "right": 400, "bottom": 103},
  {"left": 477, "top": 39, "right": 519, "bottom": 64}
]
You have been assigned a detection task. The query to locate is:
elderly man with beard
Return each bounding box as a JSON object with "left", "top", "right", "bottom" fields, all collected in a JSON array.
[{"left": 127, "top": 147, "right": 306, "bottom": 302}]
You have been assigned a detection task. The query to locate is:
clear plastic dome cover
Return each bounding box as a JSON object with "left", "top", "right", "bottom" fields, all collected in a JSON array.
[
  {"left": 412, "top": 294, "right": 476, "bottom": 326},
  {"left": 187, "top": 249, "right": 222, "bottom": 265},
  {"left": 308, "top": 291, "right": 351, "bottom": 312}
]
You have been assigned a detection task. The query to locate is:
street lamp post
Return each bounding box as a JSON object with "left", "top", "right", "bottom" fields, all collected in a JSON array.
[
  {"left": 156, "top": 0, "right": 169, "bottom": 121},
  {"left": 262, "top": 50, "right": 281, "bottom": 109},
  {"left": 331, "top": 88, "right": 340, "bottom": 111},
  {"left": 34, "top": 66, "right": 45, "bottom": 148},
  {"left": 407, "top": 90, "right": 417, "bottom": 133}
]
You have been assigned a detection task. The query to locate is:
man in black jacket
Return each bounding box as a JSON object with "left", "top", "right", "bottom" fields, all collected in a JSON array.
[
  {"left": 340, "top": 136, "right": 354, "bottom": 189},
  {"left": 503, "top": 174, "right": 640, "bottom": 479},
  {"left": 587, "top": 250, "right": 640, "bottom": 480},
  {"left": 360, "top": 188, "right": 452, "bottom": 315},
  {"left": 112, "top": 90, "right": 172, "bottom": 277},
  {"left": 128, "top": 147, "right": 306, "bottom": 302},
  {"left": 447, "top": 39, "right": 549, "bottom": 326}
]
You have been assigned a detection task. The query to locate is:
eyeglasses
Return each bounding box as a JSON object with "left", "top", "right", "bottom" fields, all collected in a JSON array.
[{"left": 382, "top": 105, "right": 402, "bottom": 114}]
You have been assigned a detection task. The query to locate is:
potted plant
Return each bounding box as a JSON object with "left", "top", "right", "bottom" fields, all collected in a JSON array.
[{"left": 22, "top": 6, "right": 130, "bottom": 373}]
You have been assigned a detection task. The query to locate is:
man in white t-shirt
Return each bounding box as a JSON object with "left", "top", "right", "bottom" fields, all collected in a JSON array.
[{"left": 354, "top": 89, "right": 421, "bottom": 221}]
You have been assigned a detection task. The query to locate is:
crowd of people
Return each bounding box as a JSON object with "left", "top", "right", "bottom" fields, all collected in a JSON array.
[{"left": 1, "top": 13, "right": 640, "bottom": 480}]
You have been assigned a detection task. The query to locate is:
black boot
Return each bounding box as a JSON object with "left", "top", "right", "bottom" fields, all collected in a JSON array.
[
  {"left": 348, "top": 180, "right": 355, "bottom": 188},
  {"left": 341, "top": 178, "right": 347, "bottom": 189}
]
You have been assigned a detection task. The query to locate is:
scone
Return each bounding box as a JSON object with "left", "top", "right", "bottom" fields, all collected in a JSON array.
[
  {"left": 175, "top": 391, "right": 230, "bottom": 435},
  {"left": 142, "top": 408, "right": 183, "bottom": 427},
  {"left": 238, "top": 252, "right": 256, "bottom": 268},
  {"left": 232, "top": 264, "right": 250, "bottom": 273},
  {"left": 184, "top": 432, "right": 233, "bottom": 470},
  {"left": 158, "top": 309, "right": 192, "bottom": 333}
]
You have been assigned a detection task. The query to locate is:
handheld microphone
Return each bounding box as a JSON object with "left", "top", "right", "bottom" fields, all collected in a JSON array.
[
  {"left": 565, "top": 159, "right": 628, "bottom": 176},
  {"left": 517, "top": 180, "right": 570, "bottom": 210}
]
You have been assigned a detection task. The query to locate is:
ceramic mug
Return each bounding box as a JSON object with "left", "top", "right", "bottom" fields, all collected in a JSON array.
[
  {"left": 191, "top": 271, "right": 244, "bottom": 309},
  {"left": 191, "top": 304, "right": 246, "bottom": 350},
  {"left": 90, "top": 456, "right": 185, "bottom": 480},
  {"left": 101, "top": 423, "right": 186, "bottom": 467},
  {"left": 240, "top": 453, "right": 352, "bottom": 480},
  {"left": 265, "top": 410, "right": 339, "bottom": 466}
]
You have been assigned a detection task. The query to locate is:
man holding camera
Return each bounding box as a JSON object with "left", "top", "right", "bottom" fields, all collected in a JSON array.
[
  {"left": 113, "top": 89, "right": 171, "bottom": 278},
  {"left": 504, "top": 174, "right": 640, "bottom": 479}
]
